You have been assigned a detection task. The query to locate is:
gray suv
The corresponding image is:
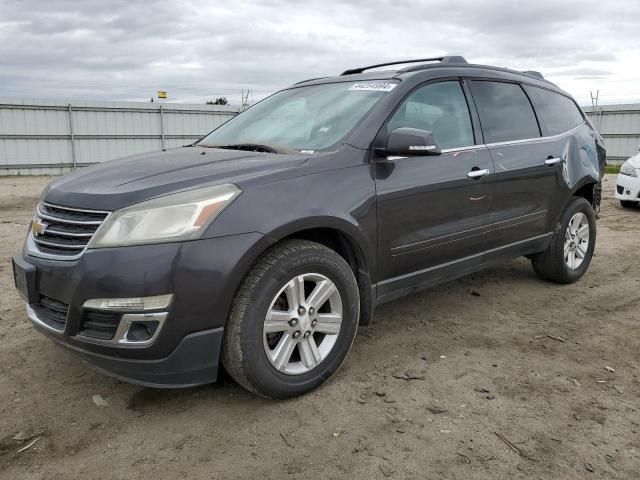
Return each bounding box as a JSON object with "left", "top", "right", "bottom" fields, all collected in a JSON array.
[{"left": 12, "top": 56, "right": 605, "bottom": 398}]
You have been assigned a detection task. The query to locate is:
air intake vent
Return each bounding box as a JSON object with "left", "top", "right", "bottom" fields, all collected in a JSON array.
[
  {"left": 79, "top": 310, "right": 123, "bottom": 340},
  {"left": 32, "top": 296, "right": 69, "bottom": 332},
  {"left": 31, "top": 203, "right": 109, "bottom": 259}
]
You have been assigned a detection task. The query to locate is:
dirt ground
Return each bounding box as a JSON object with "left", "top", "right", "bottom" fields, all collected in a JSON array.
[{"left": 0, "top": 174, "right": 638, "bottom": 479}]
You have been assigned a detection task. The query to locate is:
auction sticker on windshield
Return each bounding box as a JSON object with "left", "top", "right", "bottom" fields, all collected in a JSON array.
[{"left": 349, "top": 81, "right": 397, "bottom": 92}]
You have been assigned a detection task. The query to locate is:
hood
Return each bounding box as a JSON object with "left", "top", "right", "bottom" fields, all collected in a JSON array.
[
  {"left": 626, "top": 152, "right": 640, "bottom": 168},
  {"left": 42, "top": 146, "right": 309, "bottom": 211}
]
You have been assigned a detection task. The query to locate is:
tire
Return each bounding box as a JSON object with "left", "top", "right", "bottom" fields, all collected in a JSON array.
[
  {"left": 531, "top": 197, "right": 596, "bottom": 284},
  {"left": 221, "top": 239, "right": 360, "bottom": 399},
  {"left": 621, "top": 200, "right": 637, "bottom": 209}
]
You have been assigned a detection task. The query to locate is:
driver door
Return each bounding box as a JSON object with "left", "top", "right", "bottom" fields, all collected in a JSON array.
[{"left": 374, "top": 80, "right": 495, "bottom": 297}]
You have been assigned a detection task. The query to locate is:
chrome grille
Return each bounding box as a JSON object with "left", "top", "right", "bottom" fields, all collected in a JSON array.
[{"left": 30, "top": 202, "right": 109, "bottom": 259}]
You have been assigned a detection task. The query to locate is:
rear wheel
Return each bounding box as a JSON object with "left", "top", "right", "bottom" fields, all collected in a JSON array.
[
  {"left": 531, "top": 197, "right": 596, "bottom": 284},
  {"left": 621, "top": 200, "right": 637, "bottom": 209},
  {"left": 222, "top": 239, "right": 359, "bottom": 399}
]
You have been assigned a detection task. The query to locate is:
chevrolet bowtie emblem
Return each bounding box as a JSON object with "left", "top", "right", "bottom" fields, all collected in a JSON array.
[{"left": 32, "top": 219, "right": 48, "bottom": 237}]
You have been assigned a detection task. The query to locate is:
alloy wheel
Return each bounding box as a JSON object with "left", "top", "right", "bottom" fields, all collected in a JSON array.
[
  {"left": 263, "top": 273, "right": 343, "bottom": 375},
  {"left": 564, "top": 212, "right": 589, "bottom": 270}
]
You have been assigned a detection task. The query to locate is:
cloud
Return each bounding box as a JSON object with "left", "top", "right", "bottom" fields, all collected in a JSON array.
[
  {"left": 1, "top": 0, "right": 639, "bottom": 105},
  {"left": 551, "top": 67, "right": 612, "bottom": 78}
]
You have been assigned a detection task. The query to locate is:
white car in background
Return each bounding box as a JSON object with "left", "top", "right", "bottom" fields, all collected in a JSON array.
[{"left": 616, "top": 148, "right": 640, "bottom": 208}]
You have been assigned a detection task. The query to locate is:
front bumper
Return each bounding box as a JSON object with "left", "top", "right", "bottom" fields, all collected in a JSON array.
[
  {"left": 615, "top": 173, "right": 640, "bottom": 202},
  {"left": 14, "top": 231, "right": 272, "bottom": 387},
  {"left": 31, "top": 302, "right": 223, "bottom": 387}
]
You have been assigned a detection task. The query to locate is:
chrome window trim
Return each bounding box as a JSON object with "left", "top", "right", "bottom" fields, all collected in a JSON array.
[
  {"left": 441, "top": 144, "right": 486, "bottom": 154},
  {"left": 484, "top": 120, "right": 585, "bottom": 148},
  {"left": 440, "top": 121, "right": 586, "bottom": 154}
]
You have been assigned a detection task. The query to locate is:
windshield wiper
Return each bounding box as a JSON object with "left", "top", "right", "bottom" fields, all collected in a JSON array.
[{"left": 213, "top": 143, "right": 283, "bottom": 154}]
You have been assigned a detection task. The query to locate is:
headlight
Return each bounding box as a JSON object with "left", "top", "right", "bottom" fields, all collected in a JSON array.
[
  {"left": 88, "top": 184, "right": 241, "bottom": 248},
  {"left": 620, "top": 161, "right": 637, "bottom": 177}
]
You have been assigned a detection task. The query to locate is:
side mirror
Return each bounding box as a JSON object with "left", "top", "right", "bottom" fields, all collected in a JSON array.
[{"left": 383, "top": 127, "right": 441, "bottom": 157}]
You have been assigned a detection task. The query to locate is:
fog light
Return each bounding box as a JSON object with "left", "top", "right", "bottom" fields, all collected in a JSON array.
[
  {"left": 126, "top": 320, "right": 160, "bottom": 342},
  {"left": 82, "top": 294, "right": 173, "bottom": 312},
  {"left": 114, "top": 312, "right": 167, "bottom": 345}
]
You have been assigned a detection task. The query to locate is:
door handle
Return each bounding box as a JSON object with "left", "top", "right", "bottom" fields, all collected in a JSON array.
[
  {"left": 467, "top": 168, "right": 490, "bottom": 179},
  {"left": 545, "top": 157, "right": 562, "bottom": 166}
]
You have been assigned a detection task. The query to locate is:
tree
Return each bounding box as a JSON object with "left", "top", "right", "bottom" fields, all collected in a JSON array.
[{"left": 207, "top": 97, "right": 228, "bottom": 105}]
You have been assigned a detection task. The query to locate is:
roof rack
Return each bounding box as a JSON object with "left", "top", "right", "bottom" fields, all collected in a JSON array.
[
  {"left": 293, "top": 76, "right": 329, "bottom": 85},
  {"left": 521, "top": 70, "right": 545, "bottom": 80},
  {"left": 340, "top": 56, "right": 467, "bottom": 76}
]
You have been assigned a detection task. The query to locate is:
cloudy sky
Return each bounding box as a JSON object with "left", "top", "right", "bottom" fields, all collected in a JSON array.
[{"left": 1, "top": 0, "right": 639, "bottom": 106}]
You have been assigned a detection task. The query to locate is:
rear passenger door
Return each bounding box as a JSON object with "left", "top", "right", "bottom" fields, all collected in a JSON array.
[{"left": 468, "top": 80, "right": 556, "bottom": 246}]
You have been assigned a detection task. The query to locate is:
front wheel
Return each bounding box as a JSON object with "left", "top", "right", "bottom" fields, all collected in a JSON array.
[
  {"left": 221, "top": 239, "right": 360, "bottom": 399},
  {"left": 531, "top": 197, "right": 596, "bottom": 284}
]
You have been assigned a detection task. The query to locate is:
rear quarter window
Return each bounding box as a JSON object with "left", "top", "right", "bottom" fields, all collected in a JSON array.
[
  {"left": 469, "top": 81, "right": 540, "bottom": 144},
  {"left": 523, "top": 85, "right": 584, "bottom": 135}
]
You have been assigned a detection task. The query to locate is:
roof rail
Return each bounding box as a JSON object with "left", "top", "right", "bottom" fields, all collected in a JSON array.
[
  {"left": 521, "top": 70, "right": 545, "bottom": 80},
  {"left": 341, "top": 56, "right": 467, "bottom": 76},
  {"left": 293, "top": 76, "right": 329, "bottom": 85}
]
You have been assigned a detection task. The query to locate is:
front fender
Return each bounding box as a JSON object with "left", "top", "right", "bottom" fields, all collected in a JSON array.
[
  {"left": 264, "top": 215, "right": 374, "bottom": 265},
  {"left": 203, "top": 162, "right": 378, "bottom": 277}
]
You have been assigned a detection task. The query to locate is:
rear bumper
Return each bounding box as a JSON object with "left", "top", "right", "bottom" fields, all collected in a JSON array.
[{"left": 615, "top": 173, "right": 640, "bottom": 202}]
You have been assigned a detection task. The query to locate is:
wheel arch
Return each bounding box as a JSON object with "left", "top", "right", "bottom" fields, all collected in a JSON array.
[
  {"left": 266, "top": 218, "right": 376, "bottom": 326},
  {"left": 546, "top": 179, "right": 600, "bottom": 233},
  {"left": 222, "top": 216, "right": 376, "bottom": 332},
  {"left": 571, "top": 179, "right": 598, "bottom": 206}
]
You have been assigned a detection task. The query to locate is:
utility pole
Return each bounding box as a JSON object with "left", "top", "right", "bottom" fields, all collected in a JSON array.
[
  {"left": 590, "top": 90, "right": 599, "bottom": 109},
  {"left": 241, "top": 89, "right": 252, "bottom": 110},
  {"left": 590, "top": 90, "right": 601, "bottom": 130}
]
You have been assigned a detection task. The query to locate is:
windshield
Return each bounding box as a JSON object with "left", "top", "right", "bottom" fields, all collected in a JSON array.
[{"left": 198, "top": 80, "right": 398, "bottom": 153}]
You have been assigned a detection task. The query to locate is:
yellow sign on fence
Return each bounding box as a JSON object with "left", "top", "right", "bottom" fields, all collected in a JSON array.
[{"left": 157, "top": 91, "right": 167, "bottom": 99}]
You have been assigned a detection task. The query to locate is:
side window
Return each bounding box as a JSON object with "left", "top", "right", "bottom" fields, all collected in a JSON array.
[
  {"left": 523, "top": 86, "right": 584, "bottom": 135},
  {"left": 387, "top": 81, "right": 474, "bottom": 150},
  {"left": 469, "top": 81, "right": 540, "bottom": 143}
]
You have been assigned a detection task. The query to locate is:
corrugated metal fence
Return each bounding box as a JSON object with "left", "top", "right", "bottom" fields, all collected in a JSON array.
[
  {"left": 2, "top": 98, "right": 638, "bottom": 173},
  {"left": 584, "top": 103, "right": 640, "bottom": 165},
  {"left": 0, "top": 98, "right": 240, "bottom": 175}
]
